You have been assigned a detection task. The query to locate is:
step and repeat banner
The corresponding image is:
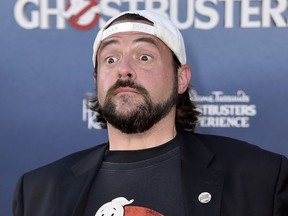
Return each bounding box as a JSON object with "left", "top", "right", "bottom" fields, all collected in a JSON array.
[{"left": 1, "top": 0, "right": 287, "bottom": 215}]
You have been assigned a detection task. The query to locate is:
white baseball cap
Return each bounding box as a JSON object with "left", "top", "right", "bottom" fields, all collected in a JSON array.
[{"left": 92, "top": 10, "right": 186, "bottom": 67}]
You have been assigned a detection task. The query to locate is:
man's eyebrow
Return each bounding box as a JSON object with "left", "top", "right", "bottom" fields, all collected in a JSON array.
[
  {"left": 98, "top": 39, "right": 119, "bottom": 54},
  {"left": 98, "top": 36, "right": 160, "bottom": 55},
  {"left": 133, "top": 37, "right": 160, "bottom": 48}
]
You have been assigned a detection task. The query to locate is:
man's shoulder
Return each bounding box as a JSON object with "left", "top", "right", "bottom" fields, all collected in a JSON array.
[
  {"left": 179, "top": 130, "right": 286, "bottom": 167},
  {"left": 23, "top": 143, "right": 107, "bottom": 179}
]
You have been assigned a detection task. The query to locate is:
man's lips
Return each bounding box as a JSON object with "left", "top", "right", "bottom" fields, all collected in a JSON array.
[{"left": 113, "top": 87, "right": 140, "bottom": 95}]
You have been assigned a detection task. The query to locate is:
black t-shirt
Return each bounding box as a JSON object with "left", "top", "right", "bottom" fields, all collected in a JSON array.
[{"left": 83, "top": 136, "right": 185, "bottom": 216}]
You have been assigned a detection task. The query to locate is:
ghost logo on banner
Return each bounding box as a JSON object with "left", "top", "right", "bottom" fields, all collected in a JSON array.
[{"left": 63, "top": 0, "right": 101, "bottom": 30}]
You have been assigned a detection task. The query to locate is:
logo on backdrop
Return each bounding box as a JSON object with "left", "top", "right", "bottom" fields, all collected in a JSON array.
[
  {"left": 82, "top": 90, "right": 257, "bottom": 129},
  {"left": 64, "top": 0, "right": 100, "bottom": 30},
  {"left": 82, "top": 96, "right": 102, "bottom": 130},
  {"left": 14, "top": 0, "right": 288, "bottom": 30},
  {"left": 190, "top": 90, "right": 257, "bottom": 128}
]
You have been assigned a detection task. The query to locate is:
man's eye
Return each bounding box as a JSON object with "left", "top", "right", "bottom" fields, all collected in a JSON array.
[
  {"left": 106, "top": 57, "right": 118, "bottom": 64},
  {"left": 140, "top": 55, "right": 152, "bottom": 61}
]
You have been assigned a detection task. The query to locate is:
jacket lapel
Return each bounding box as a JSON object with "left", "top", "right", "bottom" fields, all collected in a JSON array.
[
  {"left": 179, "top": 131, "right": 225, "bottom": 216},
  {"left": 56, "top": 144, "right": 108, "bottom": 216}
]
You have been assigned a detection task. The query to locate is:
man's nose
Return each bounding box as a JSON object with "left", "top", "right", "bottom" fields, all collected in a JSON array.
[{"left": 117, "top": 57, "right": 136, "bottom": 80}]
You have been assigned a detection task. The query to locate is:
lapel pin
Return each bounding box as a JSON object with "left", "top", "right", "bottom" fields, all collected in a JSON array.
[{"left": 198, "top": 192, "right": 212, "bottom": 204}]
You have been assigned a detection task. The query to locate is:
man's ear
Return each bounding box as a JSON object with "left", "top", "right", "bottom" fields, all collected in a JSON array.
[
  {"left": 93, "top": 73, "right": 97, "bottom": 82},
  {"left": 177, "top": 64, "right": 191, "bottom": 94}
]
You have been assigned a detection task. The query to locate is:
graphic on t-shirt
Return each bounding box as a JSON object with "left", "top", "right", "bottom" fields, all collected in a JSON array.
[{"left": 95, "top": 197, "right": 163, "bottom": 216}]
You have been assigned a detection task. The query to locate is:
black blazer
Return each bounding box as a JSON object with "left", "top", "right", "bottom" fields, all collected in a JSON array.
[{"left": 13, "top": 131, "right": 288, "bottom": 216}]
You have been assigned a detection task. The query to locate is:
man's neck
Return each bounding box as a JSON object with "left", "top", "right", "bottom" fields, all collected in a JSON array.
[{"left": 107, "top": 113, "right": 177, "bottom": 151}]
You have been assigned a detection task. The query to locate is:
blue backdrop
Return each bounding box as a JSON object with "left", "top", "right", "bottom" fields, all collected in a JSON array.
[{"left": 1, "top": 1, "right": 287, "bottom": 215}]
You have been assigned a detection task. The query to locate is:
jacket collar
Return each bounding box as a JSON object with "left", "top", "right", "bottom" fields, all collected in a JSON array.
[
  {"left": 56, "top": 144, "right": 108, "bottom": 216},
  {"left": 178, "top": 130, "right": 224, "bottom": 216}
]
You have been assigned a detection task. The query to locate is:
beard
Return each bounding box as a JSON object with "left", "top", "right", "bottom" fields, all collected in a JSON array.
[{"left": 99, "top": 79, "right": 178, "bottom": 134}]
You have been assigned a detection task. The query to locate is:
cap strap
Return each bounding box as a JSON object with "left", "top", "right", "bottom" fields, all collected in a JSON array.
[{"left": 102, "top": 22, "right": 155, "bottom": 40}]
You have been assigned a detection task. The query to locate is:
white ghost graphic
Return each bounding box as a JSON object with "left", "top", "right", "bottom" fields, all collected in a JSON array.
[{"left": 95, "top": 197, "right": 134, "bottom": 216}]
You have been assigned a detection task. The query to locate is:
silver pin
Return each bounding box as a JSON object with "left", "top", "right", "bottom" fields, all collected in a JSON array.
[{"left": 198, "top": 192, "right": 212, "bottom": 204}]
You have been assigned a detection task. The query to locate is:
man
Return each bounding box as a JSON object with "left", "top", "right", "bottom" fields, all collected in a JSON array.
[{"left": 13, "top": 10, "right": 288, "bottom": 216}]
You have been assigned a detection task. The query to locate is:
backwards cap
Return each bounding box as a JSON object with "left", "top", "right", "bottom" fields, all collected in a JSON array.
[{"left": 92, "top": 10, "right": 186, "bottom": 67}]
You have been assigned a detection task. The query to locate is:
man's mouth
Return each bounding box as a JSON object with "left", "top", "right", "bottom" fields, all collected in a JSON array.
[{"left": 114, "top": 87, "right": 140, "bottom": 95}]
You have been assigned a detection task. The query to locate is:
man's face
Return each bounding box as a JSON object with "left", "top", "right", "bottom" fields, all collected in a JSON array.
[{"left": 95, "top": 27, "right": 178, "bottom": 134}]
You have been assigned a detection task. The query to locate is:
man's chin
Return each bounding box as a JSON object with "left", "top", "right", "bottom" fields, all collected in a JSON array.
[
  {"left": 105, "top": 112, "right": 151, "bottom": 134},
  {"left": 113, "top": 101, "right": 147, "bottom": 115},
  {"left": 114, "top": 123, "right": 152, "bottom": 135},
  {"left": 113, "top": 95, "right": 145, "bottom": 109}
]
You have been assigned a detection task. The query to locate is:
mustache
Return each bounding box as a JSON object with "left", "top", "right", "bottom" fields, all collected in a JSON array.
[{"left": 107, "top": 80, "right": 149, "bottom": 96}]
